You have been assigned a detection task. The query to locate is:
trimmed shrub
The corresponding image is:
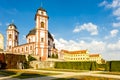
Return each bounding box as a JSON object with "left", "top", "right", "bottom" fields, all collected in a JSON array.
[
  {"left": 105, "top": 61, "right": 120, "bottom": 72},
  {"left": 54, "top": 61, "right": 97, "bottom": 70},
  {"left": 110, "top": 61, "right": 120, "bottom": 72}
]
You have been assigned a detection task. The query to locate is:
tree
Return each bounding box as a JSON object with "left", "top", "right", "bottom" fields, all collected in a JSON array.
[
  {"left": 90, "top": 62, "right": 96, "bottom": 71},
  {"left": 28, "top": 55, "right": 36, "bottom": 62}
]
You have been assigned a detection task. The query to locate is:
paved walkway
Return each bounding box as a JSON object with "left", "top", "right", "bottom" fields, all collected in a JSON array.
[{"left": 0, "top": 69, "right": 120, "bottom": 80}]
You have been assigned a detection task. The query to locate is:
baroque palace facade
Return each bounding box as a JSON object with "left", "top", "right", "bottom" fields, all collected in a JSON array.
[
  {"left": 6, "top": 7, "right": 56, "bottom": 61},
  {"left": 60, "top": 50, "right": 103, "bottom": 64}
]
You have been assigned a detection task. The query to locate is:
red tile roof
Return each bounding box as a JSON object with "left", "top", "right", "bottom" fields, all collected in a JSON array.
[
  {"left": 61, "top": 50, "right": 87, "bottom": 54},
  {"left": 89, "top": 54, "right": 100, "bottom": 57}
]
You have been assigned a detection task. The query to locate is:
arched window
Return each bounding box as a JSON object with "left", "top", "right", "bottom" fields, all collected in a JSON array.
[
  {"left": 26, "top": 47, "right": 28, "bottom": 51},
  {"left": 30, "top": 46, "right": 32, "bottom": 50},
  {"left": 41, "top": 22, "right": 44, "bottom": 28},
  {"left": 9, "top": 34, "right": 12, "bottom": 39},
  {"left": 22, "top": 48, "right": 24, "bottom": 52}
]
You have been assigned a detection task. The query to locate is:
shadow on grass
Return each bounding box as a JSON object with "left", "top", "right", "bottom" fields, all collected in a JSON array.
[
  {"left": 0, "top": 70, "right": 16, "bottom": 76},
  {"left": 0, "top": 69, "right": 59, "bottom": 79},
  {"left": 13, "top": 73, "right": 47, "bottom": 79}
]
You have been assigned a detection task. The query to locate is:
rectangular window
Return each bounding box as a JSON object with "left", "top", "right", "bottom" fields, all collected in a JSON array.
[
  {"left": 26, "top": 47, "right": 28, "bottom": 51},
  {"left": 41, "top": 38, "right": 44, "bottom": 42},
  {"left": 22, "top": 48, "right": 23, "bottom": 52},
  {"left": 30, "top": 46, "right": 32, "bottom": 50}
]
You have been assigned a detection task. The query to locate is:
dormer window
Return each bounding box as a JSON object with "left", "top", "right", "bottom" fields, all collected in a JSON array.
[{"left": 41, "top": 22, "right": 44, "bottom": 28}]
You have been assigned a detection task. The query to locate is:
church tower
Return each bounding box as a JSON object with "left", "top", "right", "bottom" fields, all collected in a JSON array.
[
  {"left": 35, "top": 7, "right": 48, "bottom": 61},
  {"left": 6, "top": 23, "right": 19, "bottom": 52}
]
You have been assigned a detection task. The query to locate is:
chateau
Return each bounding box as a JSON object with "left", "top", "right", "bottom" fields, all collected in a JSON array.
[
  {"left": 0, "top": 7, "right": 104, "bottom": 64},
  {"left": 60, "top": 50, "right": 103, "bottom": 64},
  {"left": 6, "top": 7, "right": 56, "bottom": 61}
]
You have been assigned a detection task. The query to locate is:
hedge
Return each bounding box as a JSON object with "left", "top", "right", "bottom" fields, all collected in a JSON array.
[
  {"left": 54, "top": 61, "right": 97, "bottom": 71},
  {"left": 55, "top": 61, "right": 120, "bottom": 72},
  {"left": 105, "top": 61, "right": 120, "bottom": 72}
]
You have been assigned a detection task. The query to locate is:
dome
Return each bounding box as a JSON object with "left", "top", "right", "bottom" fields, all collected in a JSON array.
[
  {"left": 8, "top": 23, "right": 17, "bottom": 29},
  {"left": 26, "top": 28, "right": 54, "bottom": 41},
  {"left": 37, "top": 7, "right": 46, "bottom": 12},
  {"left": 48, "top": 31, "right": 54, "bottom": 41}
]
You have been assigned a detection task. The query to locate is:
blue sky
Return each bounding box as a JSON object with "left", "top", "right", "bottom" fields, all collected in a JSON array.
[{"left": 0, "top": 0, "right": 120, "bottom": 60}]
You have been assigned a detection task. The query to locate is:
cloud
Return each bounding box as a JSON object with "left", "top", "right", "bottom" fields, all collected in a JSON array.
[
  {"left": 99, "top": 0, "right": 108, "bottom": 7},
  {"left": 55, "top": 38, "right": 105, "bottom": 53},
  {"left": 105, "top": 29, "right": 119, "bottom": 39},
  {"left": 55, "top": 37, "right": 120, "bottom": 60},
  {"left": 107, "top": 40, "right": 120, "bottom": 51},
  {"left": 0, "top": 22, "right": 2, "bottom": 26},
  {"left": 100, "top": 1, "right": 120, "bottom": 22},
  {"left": 73, "top": 22, "right": 98, "bottom": 35},
  {"left": 113, "top": 7, "right": 120, "bottom": 16},
  {"left": 110, "top": 29, "right": 119, "bottom": 37},
  {"left": 100, "top": 0, "right": 120, "bottom": 8},
  {"left": 100, "top": 0, "right": 120, "bottom": 28},
  {"left": 113, "top": 22, "right": 120, "bottom": 27}
]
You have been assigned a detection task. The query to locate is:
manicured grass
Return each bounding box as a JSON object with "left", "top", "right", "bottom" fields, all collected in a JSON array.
[
  {"left": 0, "top": 70, "right": 16, "bottom": 76},
  {"left": 0, "top": 69, "right": 60, "bottom": 79},
  {"left": 13, "top": 73, "right": 46, "bottom": 79},
  {"left": 53, "top": 76, "right": 116, "bottom": 80},
  {"left": 14, "top": 72, "right": 60, "bottom": 79},
  {"left": 39, "top": 68, "right": 87, "bottom": 72}
]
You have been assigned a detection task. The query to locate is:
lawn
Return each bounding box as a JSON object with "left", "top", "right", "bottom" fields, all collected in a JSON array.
[
  {"left": 0, "top": 69, "right": 60, "bottom": 79},
  {"left": 39, "top": 68, "right": 87, "bottom": 72}
]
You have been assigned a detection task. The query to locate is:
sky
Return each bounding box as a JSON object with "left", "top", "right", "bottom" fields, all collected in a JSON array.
[{"left": 0, "top": 0, "right": 120, "bottom": 60}]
